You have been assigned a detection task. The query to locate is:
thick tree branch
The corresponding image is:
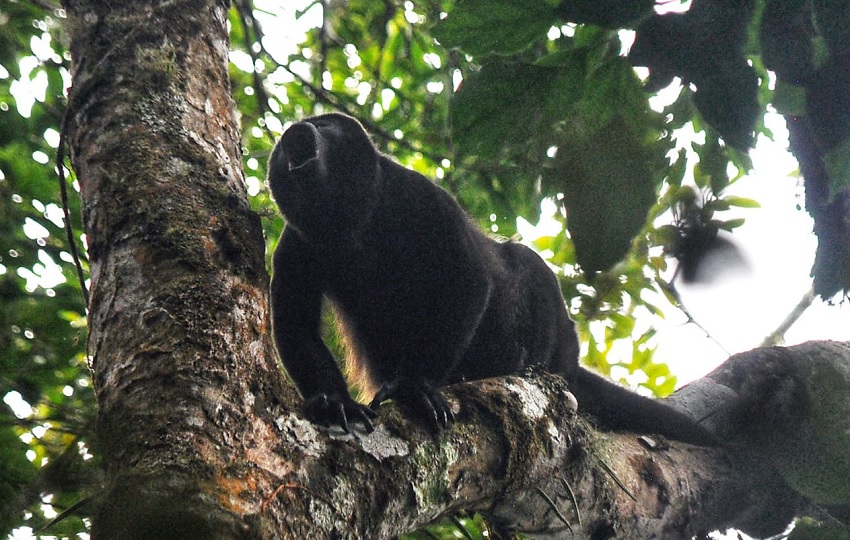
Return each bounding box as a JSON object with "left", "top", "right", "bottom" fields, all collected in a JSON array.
[
  {"left": 681, "top": 340, "right": 850, "bottom": 511},
  {"left": 246, "top": 372, "right": 808, "bottom": 539}
]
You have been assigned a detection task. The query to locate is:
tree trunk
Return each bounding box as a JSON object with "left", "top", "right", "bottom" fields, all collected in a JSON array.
[
  {"left": 62, "top": 0, "right": 292, "bottom": 536},
  {"left": 61, "top": 1, "right": 847, "bottom": 538}
]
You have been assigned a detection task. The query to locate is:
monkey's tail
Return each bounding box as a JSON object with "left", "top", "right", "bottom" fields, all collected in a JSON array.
[{"left": 571, "top": 368, "right": 716, "bottom": 446}]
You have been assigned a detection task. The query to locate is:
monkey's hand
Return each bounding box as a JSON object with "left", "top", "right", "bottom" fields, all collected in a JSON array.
[
  {"left": 303, "top": 393, "right": 377, "bottom": 433},
  {"left": 369, "top": 378, "right": 455, "bottom": 432}
]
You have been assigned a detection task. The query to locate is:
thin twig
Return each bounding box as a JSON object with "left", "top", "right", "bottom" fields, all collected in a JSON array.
[
  {"left": 56, "top": 112, "right": 90, "bottom": 308},
  {"left": 658, "top": 278, "right": 730, "bottom": 355},
  {"left": 36, "top": 496, "right": 93, "bottom": 532},
  {"left": 760, "top": 286, "right": 815, "bottom": 347}
]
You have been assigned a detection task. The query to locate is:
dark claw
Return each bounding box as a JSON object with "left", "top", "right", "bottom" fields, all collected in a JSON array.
[
  {"left": 370, "top": 379, "right": 455, "bottom": 432},
  {"left": 304, "top": 393, "right": 376, "bottom": 433},
  {"left": 333, "top": 400, "right": 350, "bottom": 433},
  {"left": 353, "top": 407, "right": 376, "bottom": 433},
  {"left": 368, "top": 382, "right": 396, "bottom": 410},
  {"left": 431, "top": 390, "right": 454, "bottom": 428}
]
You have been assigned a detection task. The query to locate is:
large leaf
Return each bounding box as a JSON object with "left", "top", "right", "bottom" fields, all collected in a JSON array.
[
  {"left": 692, "top": 61, "right": 759, "bottom": 151},
  {"left": 433, "top": 0, "right": 557, "bottom": 56},
  {"left": 450, "top": 56, "right": 586, "bottom": 160},
  {"left": 550, "top": 115, "right": 657, "bottom": 273},
  {"left": 546, "top": 57, "right": 662, "bottom": 272},
  {"left": 760, "top": 0, "right": 814, "bottom": 83},
  {"left": 812, "top": 0, "right": 850, "bottom": 56}
]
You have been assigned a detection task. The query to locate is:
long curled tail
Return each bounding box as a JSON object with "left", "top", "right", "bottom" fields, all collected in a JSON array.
[{"left": 571, "top": 368, "right": 716, "bottom": 446}]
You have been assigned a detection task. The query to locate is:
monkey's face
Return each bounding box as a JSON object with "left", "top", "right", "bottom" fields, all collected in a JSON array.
[
  {"left": 268, "top": 113, "right": 381, "bottom": 238},
  {"left": 268, "top": 118, "right": 325, "bottom": 209}
]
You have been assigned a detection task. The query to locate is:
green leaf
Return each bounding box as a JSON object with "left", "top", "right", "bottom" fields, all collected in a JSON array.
[
  {"left": 433, "top": 0, "right": 556, "bottom": 56},
  {"left": 723, "top": 195, "right": 761, "bottom": 208},
  {"left": 667, "top": 149, "right": 688, "bottom": 187},
  {"left": 717, "top": 217, "right": 746, "bottom": 231},
  {"left": 812, "top": 0, "right": 850, "bottom": 56},
  {"left": 533, "top": 235, "right": 556, "bottom": 251},
  {"left": 692, "top": 61, "right": 759, "bottom": 151},
  {"left": 654, "top": 375, "right": 677, "bottom": 397},
  {"left": 533, "top": 55, "right": 665, "bottom": 273},
  {"left": 643, "top": 361, "right": 671, "bottom": 379},
  {"left": 451, "top": 57, "right": 585, "bottom": 159},
  {"left": 629, "top": 345, "right": 652, "bottom": 370},
  {"left": 550, "top": 114, "right": 658, "bottom": 273},
  {"left": 760, "top": 0, "right": 814, "bottom": 82},
  {"left": 608, "top": 312, "right": 636, "bottom": 339},
  {"left": 692, "top": 133, "right": 733, "bottom": 194}
]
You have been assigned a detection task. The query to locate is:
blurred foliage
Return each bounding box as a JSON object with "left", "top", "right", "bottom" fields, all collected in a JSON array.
[
  {"left": 0, "top": 0, "right": 94, "bottom": 537},
  {"left": 2, "top": 0, "right": 849, "bottom": 538}
]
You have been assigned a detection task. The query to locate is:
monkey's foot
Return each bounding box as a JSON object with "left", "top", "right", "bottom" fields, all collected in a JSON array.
[
  {"left": 304, "top": 393, "right": 377, "bottom": 433},
  {"left": 369, "top": 378, "right": 455, "bottom": 431}
]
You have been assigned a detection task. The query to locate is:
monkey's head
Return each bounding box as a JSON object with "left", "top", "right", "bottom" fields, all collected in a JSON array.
[{"left": 268, "top": 113, "right": 381, "bottom": 239}]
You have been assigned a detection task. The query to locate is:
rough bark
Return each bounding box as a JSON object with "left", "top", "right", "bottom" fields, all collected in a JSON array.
[
  {"left": 61, "top": 1, "right": 847, "bottom": 539},
  {"left": 682, "top": 341, "right": 850, "bottom": 509},
  {"left": 62, "top": 0, "right": 292, "bottom": 537}
]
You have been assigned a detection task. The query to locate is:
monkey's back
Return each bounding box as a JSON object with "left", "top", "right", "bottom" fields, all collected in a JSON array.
[{"left": 326, "top": 156, "right": 580, "bottom": 398}]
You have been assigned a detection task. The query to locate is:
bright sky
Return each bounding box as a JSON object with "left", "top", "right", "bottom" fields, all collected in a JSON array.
[{"left": 656, "top": 114, "right": 850, "bottom": 385}]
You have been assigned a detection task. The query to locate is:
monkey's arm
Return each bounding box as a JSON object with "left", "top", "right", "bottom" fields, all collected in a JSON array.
[
  {"left": 271, "top": 228, "right": 376, "bottom": 432},
  {"left": 365, "top": 189, "right": 496, "bottom": 431}
]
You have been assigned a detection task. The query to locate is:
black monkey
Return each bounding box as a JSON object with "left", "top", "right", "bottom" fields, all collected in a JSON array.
[{"left": 268, "top": 113, "right": 714, "bottom": 445}]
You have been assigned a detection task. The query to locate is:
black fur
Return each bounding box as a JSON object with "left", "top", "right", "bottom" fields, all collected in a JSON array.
[{"left": 268, "top": 113, "right": 714, "bottom": 444}]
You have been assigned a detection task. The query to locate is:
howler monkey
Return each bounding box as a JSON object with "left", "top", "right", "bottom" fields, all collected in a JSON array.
[{"left": 268, "top": 113, "right": 713, "bottom": 445}]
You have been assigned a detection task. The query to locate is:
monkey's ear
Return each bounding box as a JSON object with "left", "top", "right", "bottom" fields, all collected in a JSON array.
[{"left": 280, "top": 122, "right": 320, "bottom": 171}]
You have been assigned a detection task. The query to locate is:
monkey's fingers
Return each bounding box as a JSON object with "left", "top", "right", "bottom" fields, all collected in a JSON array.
[
  {"left": 423, "top": 389, "right": 454, "bottom": 429},
  {"left": 304, "top": 393, "right": 376, "bottom": 433},
  {"left": 368, "top": 382, "right": 397, "bottom": 410},
  {"left": 370, "top": 379, "right": 455, "bottom": 432},
  {"left": 350, "top": 405, "right": 377, "bottom": 433},
  {"left": 408, "top": 388, "right": 454, "bottom": 431}
]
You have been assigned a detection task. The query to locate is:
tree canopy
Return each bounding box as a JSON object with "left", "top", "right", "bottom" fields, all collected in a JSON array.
[{"left": 1, "top": 0, "right": 849, "bottom": 538}]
